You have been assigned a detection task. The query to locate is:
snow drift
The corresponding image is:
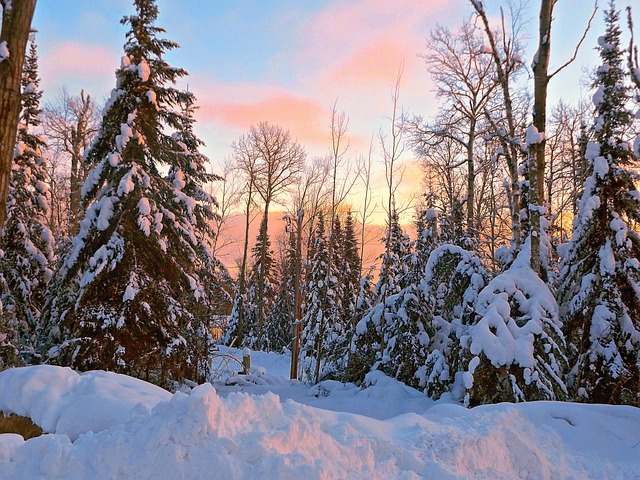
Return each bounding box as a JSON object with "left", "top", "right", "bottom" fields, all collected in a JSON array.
[{"left": 0, "top": 361, "right": 638, "bottom": 479}]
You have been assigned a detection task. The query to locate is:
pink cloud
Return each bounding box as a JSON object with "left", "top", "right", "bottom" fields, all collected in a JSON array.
[
  {"left": 40, "top": 41, "right": 119, "bottom": 93},
  {"left": 198, "top": 90, "right": 331, "bottom": 148},
  {"left": 330, "top": 41, "right": 410, "bottom": 86}
]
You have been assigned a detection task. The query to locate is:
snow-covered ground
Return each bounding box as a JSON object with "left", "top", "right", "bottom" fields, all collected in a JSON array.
[{"left": 0, "top": 348, "right": 638, "bottom": 479}]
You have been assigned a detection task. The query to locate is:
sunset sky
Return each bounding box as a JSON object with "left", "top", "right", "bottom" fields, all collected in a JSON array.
[{"left": 32, "top": 0, "right": 604, "bottom": 223}]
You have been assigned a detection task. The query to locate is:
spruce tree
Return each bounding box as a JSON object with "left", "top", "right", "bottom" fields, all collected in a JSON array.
[
  {"left": 43, "top": 0, "right": 223, "bottom": 387},
  {"left": 346, "top": 209, "right": 412, "bottom": 384},
  {"left": 299, "top": 212, "right": 340, "bottom": 382},
  {"left": 242, "top": 216, "right": 277, "bottom": 349},
  {"left": 320, "top": 214, "right": 350, "bottom": 380},
  {"left": 458, "top": 240, "right": 567, "bottom": 406},
  {"left": 342, "top": 211, "right": 361, "bottom": 312},
  {"left": 263, "top": 226, "right": 296, "bottom": 352},
  {"left": 417, "top": 244, "right": 487, "bottom": 399},
  {"left": 0, "top": 37, "right": 55, "bottom": 367},
  {"left": 557, "top": 2, "right": 640, "bottom": 406}
]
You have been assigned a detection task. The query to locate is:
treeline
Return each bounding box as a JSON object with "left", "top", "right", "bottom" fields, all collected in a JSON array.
[
  {"left": 0, "top": 0, "right": 638, "bottom": 406},
  {"left": 224, "top": 1, "right": 640, "bottom": 407}
]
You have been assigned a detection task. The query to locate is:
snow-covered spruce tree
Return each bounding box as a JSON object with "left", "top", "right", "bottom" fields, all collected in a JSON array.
[
  {"left": 439, "top": 197, "right": 474, "bottom": 250},
  {"left": 364, "top": 207, "right": 442, "bottom": 390},
  {"left": 456, "top": 240, "right": 567, "bottom": 406},
  {"left": 345, "top": 209, "right": 412, "bottom": 383},
  {"left": 241, "top": 215, "right": 277, "bottom": 349},
  {"left": 298, "top": 212, "right": 341, "bottom": 382},
  {"left": 416, "top": 244, "right": 486, "bottom": 399},
  {"left": 0, "top": 37, "right": 55, "bottom": 367},
  {"left": 168, "top": 92, "right": 231, "bottom": 380},
  {"left": 411, "top": 200, "right": 439, "bottom": 284},
  {"left": 557, "top": 3, "right": 640, "bottom": 406},
  {"left": 317, "top": 214, "right": 351, "bottom": 380},
  {"left": 341, "top": 211, "right": 361, "bottom": 327},
  {"left": 42, "top": 0, "right": 223, "bottom": 387},
  {"left": 320, "top": 211, "right": 361, "bottom": 379},
  {"left": 263, "top": 226, "right": 296, "bottom": 353}
]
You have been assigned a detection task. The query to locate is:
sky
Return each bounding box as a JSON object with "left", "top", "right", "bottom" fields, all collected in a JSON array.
[{"left": 31, "top": 0, "right": 610, "bottom": 223}]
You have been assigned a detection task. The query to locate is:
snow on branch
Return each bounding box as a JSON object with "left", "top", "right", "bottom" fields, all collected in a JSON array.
[{"left": 0, "top": 41, "right": 9, "bottom": 62}]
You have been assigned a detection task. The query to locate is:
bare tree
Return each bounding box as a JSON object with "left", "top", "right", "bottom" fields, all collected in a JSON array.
[
  {"left": 468, "top": 1, "right": 531, "bottom": 249},
  {"left": 545, "top": 100, "right": 590, "bottom": 245},
  {"left": 0, "top": 0, "right": 37, "bottom": 231},
  {"left": 471, "top": 0, "right": 596, "bottom": 275},
  {"left": 356, "top": 138, "right": 376, "bottom": 277},
  {"left": 411, "top": 18, "right": 501, "bottom": 238},
  {"left": 380, "top": 67, "right": 406, "bottom": 259},
  {"left": 229, "top": 137, "right": 260, "bottom": 345},
  {"left": 41, "top": 88, "right": 100, "bottom": 235},
  {"left": 208, "top": 156, "right": 243, "bottom": 259},
  {"left": 234, "top": 122, "right": 305, "bottom": 348},
  {"left": 529, "top": 0, "right": 596, "bottom": 277},
  {"left": 286, "top": 158, "right": 329, "bottom": 379}
]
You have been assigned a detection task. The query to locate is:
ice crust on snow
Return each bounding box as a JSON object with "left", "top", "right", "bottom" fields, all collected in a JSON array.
[{"left": 0, "top": 359, "right": 638, "bottom": 479}]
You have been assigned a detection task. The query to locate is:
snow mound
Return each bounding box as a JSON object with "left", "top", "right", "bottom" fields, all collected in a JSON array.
[
  {"left": 0, "top": 360, "right": 638, "bottom": 479},
  {"left": 0, "top": 366, "right": 170, "bottom": 440}
]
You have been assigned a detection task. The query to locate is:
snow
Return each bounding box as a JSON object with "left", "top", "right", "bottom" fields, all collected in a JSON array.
[
  {"left": 137, "top": 58, "right": 151, "bottom": 82},
  {"left": 0, "top": 355, "right": 638, "bottom": 479},
  {"left": 525, "top": 124, "right": 545, "bottom": 146},
  {"left": 145, "top": 90, "right": 157, "bottom": 106},
  {"left": 116, "top": 123, "right": 134, "bottom": 152},
  {"left": 0, "top": 366, "right": 169, "bottom": 441},
  {"left": 95, "top": 196, "right": 115, "bottom": 231},
  {"left": 592, "top": 86, "right": 605, "bottom": 108},
  {"left": 593, "top": 155, "right": 609, "bottom": 178},
  {"left": 0, "top": 41, "right": 9, "bottom": 62}
]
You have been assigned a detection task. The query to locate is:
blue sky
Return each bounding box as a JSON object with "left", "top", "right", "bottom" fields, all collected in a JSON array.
[{"left": 31, "top": 0, "right": 611, "bottom": 213}]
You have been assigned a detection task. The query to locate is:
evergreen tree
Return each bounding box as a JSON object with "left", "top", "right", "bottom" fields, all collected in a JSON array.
[
  {"left": 298, "top": 212, "right": 341, "bottom": 382},
  {"left": 376, "top": 208, "right": 412, "bottom": 297},
  {"left": 320, "top": 214, "right": 350, "bottom": 380},
  {"left": 411, "top": 199, "right": 440, "bottom": 284},
  {"left": 346, "top": 210, "right": 413, "bottom": 384},
  {"left": 459, "top": 240, "right": 568, "bottom": 406},
  {"left": 416, "top": 244, "right": 486, "bottom": 399},
  {"left": 557, "top": 2, "right": 640, "bottom": 406},
  {"left": 0, "top": 37, "right": 55, "bottom": 367},
  {"left": 242, "top": 215, "right": 276, "bottom": 349},
  {"left": 263, "top": 224, "right": 296, "bottom": 352},
  {"left": 439, "top": 197, "right": 474, "bottom": 250},
  {"left": 342, "top": 211, "right": 361, "bottom": 306},
  {"left": 43, "top": 0, "right": 223, "bottom": 387}
]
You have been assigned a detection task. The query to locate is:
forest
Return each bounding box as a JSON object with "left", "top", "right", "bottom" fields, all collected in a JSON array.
[{"left": 0, "top": 0, "right": 639, "bottom": 409}]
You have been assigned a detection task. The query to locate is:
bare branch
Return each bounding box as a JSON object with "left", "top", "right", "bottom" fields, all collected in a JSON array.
[{"left": 549, "top": 3, "right": 598, "bottom": 79}]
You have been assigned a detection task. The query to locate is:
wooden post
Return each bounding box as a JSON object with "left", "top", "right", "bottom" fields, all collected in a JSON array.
[{"left": 242, "top": 349, "right": 251, "bottom": 374}]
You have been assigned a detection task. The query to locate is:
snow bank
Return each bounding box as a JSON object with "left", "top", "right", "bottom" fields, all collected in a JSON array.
[
  {"left": 0, "top": 360, "right": 638, "bottom": 479},
  {"left": 0, "top": 366, "right": 170, "bottom": 441}
]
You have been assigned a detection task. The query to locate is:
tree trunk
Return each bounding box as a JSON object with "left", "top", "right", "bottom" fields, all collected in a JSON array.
[
  {"left": 0, "top": 0, "right": 37, "bottom": 233},
  {"left": 466, "top": 120, "right": 476, "bottom": 237},
  {"left": 530, "top": 0, "right": 554, "bottom": 279},
  {"left": 469, "top": 1, "right": 521, "bottom": 248},
  {"left": 236, "top": 181, "right": 254, "bottom": 345}
]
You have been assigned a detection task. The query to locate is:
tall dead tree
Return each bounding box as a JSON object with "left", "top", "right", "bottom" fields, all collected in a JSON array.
[{"left": 0, "top": 0, "right": 37, "bottom": 232}]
